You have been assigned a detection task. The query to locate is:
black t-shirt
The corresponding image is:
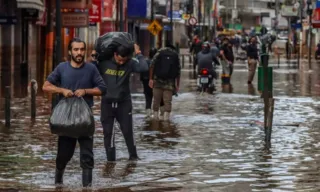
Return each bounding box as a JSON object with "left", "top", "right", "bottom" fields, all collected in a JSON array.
[
  {"left": 221, "top": 44, "right": 234, "bottom": 63},
  {"left": 47, "top": 62, "right": 107, "bottom": 107},
  {"left": 247, "top": 44, "right": 259, "bottom": 59}
]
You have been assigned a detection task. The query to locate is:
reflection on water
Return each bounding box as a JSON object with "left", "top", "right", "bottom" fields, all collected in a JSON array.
[
  {"left": 248, "top": 84, "right": 257, "bottom": 95},
  {"left": 1, "top": 61, "right": 320, "bottom": 191},
  {"left": 221, "top": 83, "right": 233, "bottom": 93},
  {"left": 141, "top": 120, "right": 180, "bottom": 148}
]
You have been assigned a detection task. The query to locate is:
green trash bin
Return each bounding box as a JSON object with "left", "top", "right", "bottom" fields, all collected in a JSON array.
[{"left": 258, "top": 66, "right": 273, "bottom": 92}]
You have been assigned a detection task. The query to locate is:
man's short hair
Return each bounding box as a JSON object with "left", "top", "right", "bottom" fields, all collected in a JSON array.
[
  {"left": 115, "top": 45, "right": 133, "bottom": 57},
  {"left": 68, "top": 38, "right": 86, "bottom": 51}
]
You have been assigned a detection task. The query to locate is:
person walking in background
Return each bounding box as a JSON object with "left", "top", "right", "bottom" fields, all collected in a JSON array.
[
  {"left": 149, "top": 42, "right": 181, "bottom": 121},
  {"left": 90, "top": 50, "right": 98, "bottom": 68},
  {"left": 140, "top": 48, "right": 164, "bottom": 117},
  {"left": 189, "top": 35, "right": 202, "bottom": 71},
  {"left": 42, "top": 38, "right": 107, "bottom": 187},
  {"left": 220, "top": 37, "right": 235, "bottom": 82},
  {"left": 246, "top": 36, "right": 259, "bottom": 84}
]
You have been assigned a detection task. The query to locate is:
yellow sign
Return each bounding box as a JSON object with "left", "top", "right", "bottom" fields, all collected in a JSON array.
[
  {"left": 147, "top": 20, "right": 163, "bottom": 36},
  {"left": 182, "top": 14, "right": 190, "bottom": 20}
]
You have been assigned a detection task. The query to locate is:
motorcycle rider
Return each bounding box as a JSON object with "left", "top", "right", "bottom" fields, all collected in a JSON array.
[
  {"left": 197, "top": 42, "right": 220, "bottom": 91},
  {"left": 189, "top": 35, "right": 202, "bottom": 71}
]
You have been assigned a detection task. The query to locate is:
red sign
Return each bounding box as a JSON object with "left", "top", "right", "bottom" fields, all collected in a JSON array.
[
  {"left": 103, "top": 0, "right": 114, "bottom": 19},
  {"left": 89, "top": 0, "right": 102, "bottom": 23},
  {"left": 188, "top": 17, "right": 197, "bottom": 26},
  {"left": 312, "top": 8, "right": 320, "bottom": 28}
]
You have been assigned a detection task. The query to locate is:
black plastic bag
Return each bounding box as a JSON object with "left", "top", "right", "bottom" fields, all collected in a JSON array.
[
  {"left": 49, "top": 97, "right": 95, "bottom": 138},
  {"left": 94, "top": 32, "right": 134, "bottom": 61}
]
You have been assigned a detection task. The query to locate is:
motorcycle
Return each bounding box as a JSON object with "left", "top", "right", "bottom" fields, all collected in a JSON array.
[{"left": 197, "top": 68, "right": 216, "bottom": 93}]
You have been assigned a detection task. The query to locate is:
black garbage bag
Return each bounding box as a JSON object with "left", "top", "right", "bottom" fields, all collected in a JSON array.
[
  {"left": 94, "top": 32, "right": 134, "bottom": 61},
  {"left": 49, "top": 97, "right": 95, "bottom": 138}
]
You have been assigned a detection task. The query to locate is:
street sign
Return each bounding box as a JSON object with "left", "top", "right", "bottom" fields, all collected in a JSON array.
[
  {"left": 188, "top": 17, "right": 197, "bottom": 26},
  {"left": 147, "top": 20, "right": 163, "bottom": 36},
  {"left": 182, "top": 14, "right": 190, "bottom": 20},
  {"left": 61, "top": 12, "right": 89, "bottom": 27}
]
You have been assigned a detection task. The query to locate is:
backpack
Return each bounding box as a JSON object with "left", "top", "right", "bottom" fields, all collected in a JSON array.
[{"left": 154, "top": 49, "right": 179, "bottom": 79}]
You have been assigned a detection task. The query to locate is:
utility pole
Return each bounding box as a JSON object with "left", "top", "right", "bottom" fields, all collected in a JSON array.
[
  {"left": 52, "top": 0, "right": 62, "bottom": 109},
  {"left": 275, "top": 0, "right": 279, "bottom": 34},
  {"left": 203, "top": 3, "right": 206, "bottom": 39},
  {"left": 150, "top": 0, "right": 154, "bottom": 47},
  {"left": 54, "top": 0, "right": 62, "bottom": 69},
  {"left": 170, "top": 0, "right": 173, "bottom": 42},
  {"left": 198, "top": 0, "right": 201, "bottom": 36},
  {"left": 307, "top": 0, "right": 313, "bottom": 69},
  {"left": 212, "top": 0, "right": 217, "bottom": 40},
  {"left": 284, "top": 0, "right": 292, "bottom": 60},
  {"left": 298, "top": 0, "right": 303, "bottom": 68},
  {"left": 232, "top": 0, "right": 237, "bottom": 28},
  {"left": 119, "top": 0, "right": 124, "bottom": 31}
]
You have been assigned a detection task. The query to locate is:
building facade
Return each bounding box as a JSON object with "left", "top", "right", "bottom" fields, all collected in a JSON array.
[
  {"left": 0, "top": 0, "right": 46, "bottom": 99},
  {"left": 219, "top": 0, "right": 276, "bottom": 29}
]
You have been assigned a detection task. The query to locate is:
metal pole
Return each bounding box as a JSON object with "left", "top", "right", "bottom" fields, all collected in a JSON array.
[
  {"left": 5, "top": 86, "right": 11, "bottom": 128},
  {"left": 150, "top": 0, "right": 154, "bottom": 47},
  {"left": 298, "top": 0, "right": 303, "bottom": 68},
  {"left": 308, "top": 14, "right": 312, "bottom": 69},
  {"left": 198, "top": 0, "right": 201, "bottom": 36},
  {"left": 170, "top": 0, "right": 173, "bottom": 42},
  {"left": 31, "top": 81, "right": 36, "bottom": 119},
  {"left": 54, "top": 0, "right": 62, "bottom": 69},
  {"left": 233, "top": 0, "right": 237, "bottom": 28},
  {"left": 288, "top": 17, "right": 291, "bottom": 60},
  {"left": 208, "top": 6, "right": 211, "bottom": 41},
  {"left": 212, "top": 17, "right": 216, "bottom": 40},
  {"left": 119, "top": 0, "right": 124, "bottom": 31},
  {"left": 52, "top": 0, "right": 62, "bottom": 110},
  {"left": 275, "top": 0, "right": 279, "bottom": 33},
  {"left": 203, "top": 4, "right": 206, "bottom": 39}
]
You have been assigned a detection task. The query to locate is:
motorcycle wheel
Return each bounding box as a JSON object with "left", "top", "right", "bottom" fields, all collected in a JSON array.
[{"left": 201, "top": 85, "right": 206, "bottom": 93}]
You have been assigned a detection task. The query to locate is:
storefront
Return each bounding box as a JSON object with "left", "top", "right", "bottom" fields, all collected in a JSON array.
[{"left": 0, "top": 0, "right": 45, "bottom": 98}]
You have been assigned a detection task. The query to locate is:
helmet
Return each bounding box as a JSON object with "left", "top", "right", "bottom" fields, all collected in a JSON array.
[{"left": 202, "top": 41, "right": 210, "bottom": 50}]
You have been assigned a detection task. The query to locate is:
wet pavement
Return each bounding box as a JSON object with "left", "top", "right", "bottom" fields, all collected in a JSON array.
[{"left": 1, "top": 58, "right": 320, "bottom": 191}]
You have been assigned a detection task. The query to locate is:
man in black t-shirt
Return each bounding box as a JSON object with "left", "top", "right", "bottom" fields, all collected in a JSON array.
[
  {"left": 43, "top": 38, "right": 107, "bottom": 187},
  {"left": 220, "top": 38, "right": 235, "bottom": 79},
  {"left": 246, "top": 36, "right": 259, "bottom": 84}
]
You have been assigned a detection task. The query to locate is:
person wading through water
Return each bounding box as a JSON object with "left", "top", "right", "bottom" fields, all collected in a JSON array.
[
  {"left": 149, "top": 42, "right": 181, "bottom": 121},
  {"left": 246, "top": 36, "right": 259, "bottom": 84},
  {"left": 140, "top": 47, "right": 165, "bottom": 118},
  {"left": 98, "top": 43, "right": 148, "bottom": 162},
  {"left": 42, "top": 38, "right": 107, "bottom": 187}
]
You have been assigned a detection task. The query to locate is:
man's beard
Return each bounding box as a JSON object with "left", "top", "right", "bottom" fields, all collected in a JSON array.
[{"left": 71, "top": 55, "right": 84, "bottom": 64}]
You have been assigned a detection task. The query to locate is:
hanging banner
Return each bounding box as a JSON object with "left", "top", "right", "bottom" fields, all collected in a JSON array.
[
  {"left": 89, "top": 0, "right": 102, "bottom": 22},
  {"left": 212, "top": 0, "right": 219, "bottom": 18},
  {"left": 61, "top": 12, "right": 89, "bottom": 27}
]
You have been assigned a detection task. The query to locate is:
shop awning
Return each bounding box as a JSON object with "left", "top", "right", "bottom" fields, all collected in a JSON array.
[{"left": 16, "top": 0, "right": 45, "bottom": 11}]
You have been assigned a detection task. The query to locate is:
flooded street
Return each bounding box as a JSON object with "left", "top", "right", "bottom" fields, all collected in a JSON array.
[{"left": 1, "top": 59, "right": 320, "bottom": 191}]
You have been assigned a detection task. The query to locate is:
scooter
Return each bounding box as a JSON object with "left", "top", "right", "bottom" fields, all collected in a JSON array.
[{"left": 197, "top": 68, "right": 215, "bottom": 93}]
